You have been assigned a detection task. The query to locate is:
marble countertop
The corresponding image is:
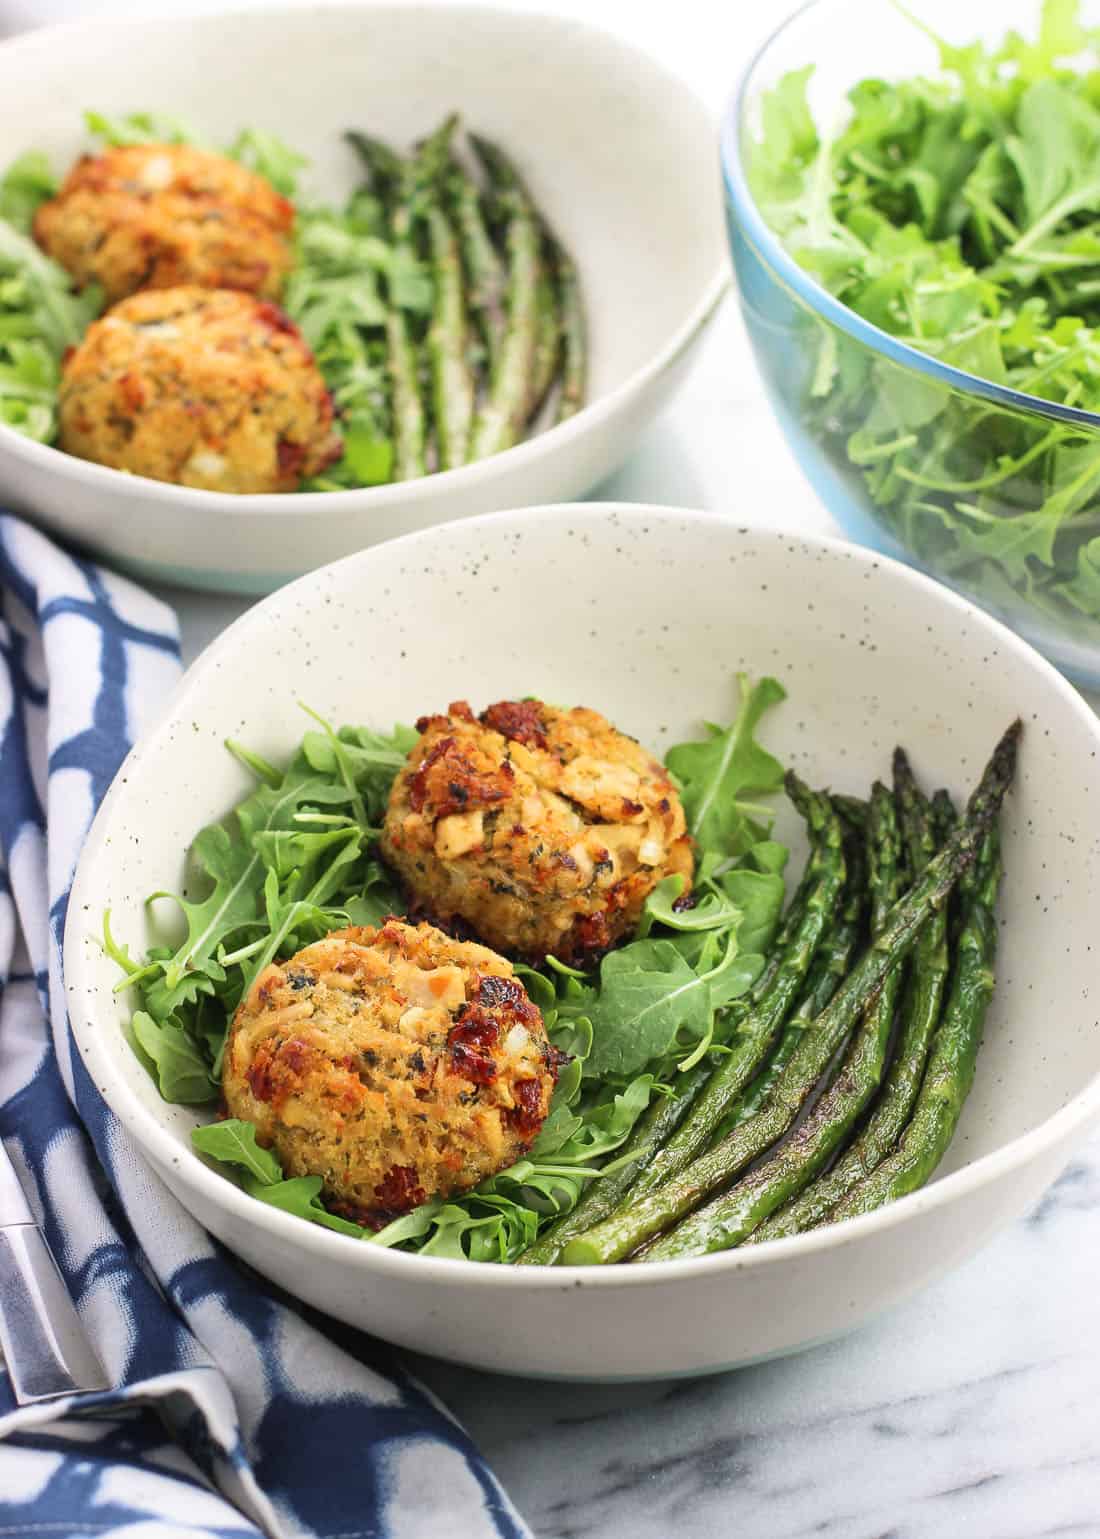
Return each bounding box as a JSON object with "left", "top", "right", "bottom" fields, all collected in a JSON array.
[{"left": 14, "top": 1, "right": 1100, "bottom": 1533}]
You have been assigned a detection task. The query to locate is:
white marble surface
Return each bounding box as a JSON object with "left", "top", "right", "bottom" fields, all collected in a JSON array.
[{"left": 7, "top": 0, "right": 1100, "bottom": 1534}]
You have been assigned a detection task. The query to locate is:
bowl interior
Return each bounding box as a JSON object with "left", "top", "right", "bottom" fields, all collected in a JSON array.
[
  {"left": 0, "top": 3, "right": 722, "bottom": 409},
  {"left": 68, "top": 505, "right": 1100, "bottom": 1235}
]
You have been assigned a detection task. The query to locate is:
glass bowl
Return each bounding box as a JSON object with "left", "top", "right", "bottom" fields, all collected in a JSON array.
[{"left": 723, "top": 0, "right": 1100, "bottom": 685}]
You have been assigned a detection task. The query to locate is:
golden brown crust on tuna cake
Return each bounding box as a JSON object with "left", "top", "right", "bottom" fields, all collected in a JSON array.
[
  {"left": 58, "top": 286, "right": 341, "bottom": 493},
  {"left": 34, "top": 142, "right": 294, "bottom": 303},
  {"left": 381, "top": 699, "right": 694, "bottom": 964}
]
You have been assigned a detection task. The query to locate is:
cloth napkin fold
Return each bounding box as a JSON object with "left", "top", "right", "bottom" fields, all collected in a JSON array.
[{"left": 0, "top": 516, "right": 529, "bottom": 1539}]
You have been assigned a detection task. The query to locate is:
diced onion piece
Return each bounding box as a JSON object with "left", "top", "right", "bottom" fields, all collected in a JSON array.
[
  {"left": 505, "top": 1023, "right": 529, "bottom": 1054},
  {"left": 434, "top": 810, "right": 485, "bottom": 859}
]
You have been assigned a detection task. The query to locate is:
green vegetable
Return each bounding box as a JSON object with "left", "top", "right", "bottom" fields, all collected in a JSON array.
[
  {"left": 714, "top": 822, "right": 866, "bottom": 1143},
  {"left": 129, "top": 1009, "right": 218, "bottom": 1104},
  {"left": 411, "top": 117, "right": 476, "bottom": 470},
  {"left": 748, "top": 0, "right": 1100, "bottom": 635},
  {"left": 600, "top": 777, "right": 844, "bottom": 1210},
  {"left": 192, "top": 1118, "right": 366, "bottom": 1237},
  {"left": 345, "top": 133, "right": 430, "bottom": 481},
  {"left": 0, "top": 158, "right": 100, "bottom": 443},
  {"left": 468, "top": 134, "right": 542, "bottom": 459},
  {"left": 447, "top": 157, "right": 507, "bottom": 373},
  {"left": 84, "top": 110, "right": 200, "bottom": 150},
  {"left": 829, "top": 822, "right": 1002, "bottom": 1222},
  {"left": 514, "top": 1060, "right": 713, "bottom": 1266},
  {"left": 554, "top": 246, "right": 586, "bottom": 423},
  {"left": 0, "top": 151, "right": 56, "bottom": 234},
  {"left": 644, "top": 781, "right": 905, "bottom": 1259},
  {"left": 752, "top": 758, "right": 954, "bottom": 1240},
  {"left": 560, "top": 722, "right": 1018, "bottom": 1265},
  {"left": 666, "top": 675, "right": 787, "bottom": 858},
  {"left": 107, "top": 711, "right": 410, "bottom": 1077},
  {"left": 527, "top": 262, "right": 561, "bottom": 419}
]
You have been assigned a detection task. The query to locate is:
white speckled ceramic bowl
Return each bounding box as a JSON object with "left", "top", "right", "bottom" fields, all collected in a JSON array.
[
  {"left": 65, "top": 504, "right": 1100, "bottom": 1380},
  {"left": 0, "top": 6, "right": 726, "bottom": 594}
]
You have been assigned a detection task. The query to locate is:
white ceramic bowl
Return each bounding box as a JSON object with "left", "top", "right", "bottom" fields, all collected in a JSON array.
[
  {"left": 0, "top": 6, "right": 727, "bottom": 594},
  {"left": 66, "top": 504, "right": 1100, "bottom": 1380}
]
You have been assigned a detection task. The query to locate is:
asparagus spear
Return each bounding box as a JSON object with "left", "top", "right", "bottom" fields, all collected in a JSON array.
[
  {"left": 345, "top": 131, "right": 404, "bottom": 204},
  {"left": 408, "top": 117, "right": 476, "bottom": 470},
  {"left": 345, "top": 132, "right": 428, "bottom": 481},
  {"left": 554, "top": 246, "right": 586, "bottom": 422},
  {"left": 520, "top": 787, "right": 849, "bottom": 1268},
  {"left": 750, "top": 759, "right": 955, "bottom": 1242},
  {"left": 828, "top": 823, "right": 1001, "bottom": 1222},
  {"left": 644, "top": 783, "right": 906, "bottom": 1260},
  {"left": 518, "top": 783, "right": 839, "bottom": 1266},
  {"left": 713, "top": 827, "right": 867, "bottom": 1143},
  {"left": 515, "top": 1059, "right": 712, "bottom": 1266},
  {"left": 560, "top": 722, "right": 1019, "bottom": 1266},
  {"left": 931, "top": 788, "right": 958, "bottom": 843},
  {"left": 832, "top": 793, "right": 870, "bottom": 830},
  {"left": 448, "top": 160, "right": 507, "bottom": 374},
  {"left": 612, "top": 778, "right": 845, "bottom": 1209},
  {"left": 527, "top": 260, "right": 561, "bottom": 421},
  {"left": 468, "top": 134, "right": 542, "bottom": 459}
]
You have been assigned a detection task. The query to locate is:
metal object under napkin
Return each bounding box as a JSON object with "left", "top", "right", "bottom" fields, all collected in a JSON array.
[{"left": 0, "top": 1139, "right": 110, "bottom": 1403}]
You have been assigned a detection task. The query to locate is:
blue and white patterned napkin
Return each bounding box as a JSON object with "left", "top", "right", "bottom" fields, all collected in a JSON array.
[{"left": 0, "top": 516, "right": 529, "bottom": 1539}]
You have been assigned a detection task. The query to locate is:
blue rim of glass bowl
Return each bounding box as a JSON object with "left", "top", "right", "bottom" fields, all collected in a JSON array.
[{"left": 719, "top": 0, "right": 1100, "bottom": 436}]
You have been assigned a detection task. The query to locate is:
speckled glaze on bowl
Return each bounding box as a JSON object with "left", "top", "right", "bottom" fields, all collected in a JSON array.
[
  {"left": 65, "top": 504, "right": 1100, "bottom": 1380},
  {"left": 0, "top": 6, "right": 727, "bottom": 593}
]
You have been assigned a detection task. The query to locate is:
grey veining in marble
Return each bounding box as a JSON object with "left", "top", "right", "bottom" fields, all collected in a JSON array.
[{"left": 411, "top": 1128, "right": 1100, "bottom": 1539}]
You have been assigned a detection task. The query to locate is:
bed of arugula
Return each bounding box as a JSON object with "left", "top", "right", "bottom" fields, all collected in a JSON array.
[
  {"left": 107, "top": 677, "right": 795, "bottom": 1262},
  {"left": 0, "top": 110, "right": 424, "bottom": 489},
  {"left": 747, "top": 0, "right": 1100, "bottom": 634}
]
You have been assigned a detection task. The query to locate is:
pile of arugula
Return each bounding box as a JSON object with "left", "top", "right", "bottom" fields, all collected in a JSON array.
[
  {"left": 0, "top": 110, "right": 432, "bottom": 488},
  {"left": 748, "top": 0, "right": 1100, "bottom": 634},
  {"left": 108, "top": 677, "right": 793, "bottom": 1263}
]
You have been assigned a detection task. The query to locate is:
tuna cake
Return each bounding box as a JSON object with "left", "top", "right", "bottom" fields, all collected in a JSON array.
[
  {"left": 34, "top": 142, "right": 294, "bottom": 303},
  {"left": 58, "top": 285, "right": 341, "bottom": 493},
  {"left": 222, "top": 919, "right": 562, "bottom": 1228},
  {"left": 381, "top": 699, "right": 694, "bottom": 964}
]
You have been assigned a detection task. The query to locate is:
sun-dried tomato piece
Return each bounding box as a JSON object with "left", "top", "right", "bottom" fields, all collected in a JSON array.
[
  {"left": 407, "top": 736, "right": 514, "bottom": 819},
  {"left": 447, "top": 1006, "right": 500, "bottom": 1084},
  {"left": 481, "top": 699, "right": 548, "bottom": 750},
  {"left": 570, "top": 911, "right": 612, "bottom": 958},
  {"left": 470, "top": 972, "right": 541, "bottom": 1025},
  {"left": 276, "top": 437, "right": 306, "bottom": 478},
  {"left": 506, "top": 1078, "right": 545, "bottom": 1138},
  {"left": 373, "top": 1164, "right": 427, "bottom": 1213}
]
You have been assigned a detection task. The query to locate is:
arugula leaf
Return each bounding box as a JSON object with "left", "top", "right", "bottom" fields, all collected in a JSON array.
[
  {"left": 716, "top": 868, "right": 786, "bottom": 956},
  {"left": 584, "top": 941, "right": 712, "bottom": 1078},
  {"left": 191, "top": 1119, "right": 366, "bottom": 1236},
  {"left": 84, "top": 109, "right": 201, "bottom": 148},
  {"left": 130, "top": 1010, "right": 217, "bottom": 1103},
  {"left": 243, "top": 1173, "right": 366, "bottom": 1236},
  {"left": 228, "top": 128, "right": 308, "bottom": 198},
  {"left": 191, "top": 1118, "right": 283, "bottom": 1183},
  {"left": 0, "top": 152, "right": 56, "bottom": 234},
  {"left": 666, "top": 675, "right": 787, "bottom": 859}
]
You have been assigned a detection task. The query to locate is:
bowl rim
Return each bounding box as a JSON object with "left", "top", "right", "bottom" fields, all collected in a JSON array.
[
  {"left": 0, "top": 0, "right": 729, "bottom": 515},
  {"left": 65, "top": 501, "right": 1100, "bottom": 1287},
  {"left": 720, "top": 0, "right": 1100, "bottom": 434}
]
